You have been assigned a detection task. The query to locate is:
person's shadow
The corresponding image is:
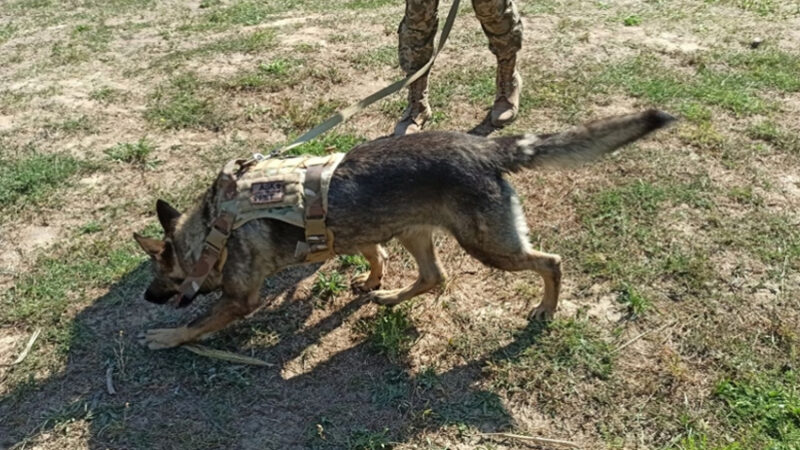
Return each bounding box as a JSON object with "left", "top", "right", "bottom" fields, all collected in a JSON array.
[{"left": 0, "top": 253, "right": 549, "bottom": 449}]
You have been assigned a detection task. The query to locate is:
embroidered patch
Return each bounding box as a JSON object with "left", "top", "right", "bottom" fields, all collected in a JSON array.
[{"left": 250, "top": 181, "right": 285, "bottom": 204}]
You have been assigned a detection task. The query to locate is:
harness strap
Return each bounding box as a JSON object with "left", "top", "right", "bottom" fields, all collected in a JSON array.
[
  {"left": 299, "top": 163, "right": 335, "bottom": 262},
  {"left": 172, "top": 174, "right": 239, "bottom": 308}
]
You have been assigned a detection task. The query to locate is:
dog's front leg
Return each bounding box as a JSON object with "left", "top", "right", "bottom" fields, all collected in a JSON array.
[
  {"left": 141, "top": 289, "right": 260, "bottom": 350},
  {"left": 352, "top": 244, "right": 387, "bottom": 291}
]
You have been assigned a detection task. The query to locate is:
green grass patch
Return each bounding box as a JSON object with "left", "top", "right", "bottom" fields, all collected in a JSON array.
[
  {"left": 346, "top": 428, "right": 392, "bottom": 449},
  {"left": 146, "top": 73, "right": 222, "bottom": 130},
  {"left": 0, "top": 23, "right": 16, "bottom": 43},
  {"left": 284, "top": 133, "right": 365, "bottom": 156},
  {"left": 747, "top": 120, "right": 799, "bottom": 154},
  {"left": 724, "top": 49, "right": 800, "bottom": 93},
  {"left": 489, "top": 318, "right": 615, "bottom": 399},
  {"left": 42, "top": 115, "right": 94, "bottom": 136},
  {"left": 223, "top": 58, "right": 303, "bottom": 92},
  {"left": 1, "top": 241, "right": 146, "bottom": 326},
  {"left": 204, "top": 1, "right": 285, "bottom": 26},
  {"left": 89, "top": 86, "right": 122, "bottom": 104},
  {"left": 573, "top": 179, "right": 713, "bottom": 286},
  {"left": 274, "top": 98, "right": 345, "bottom": 135},
  {"left": 705, "top": 0, "right": 779, "bottom": 16},
  {"left": 202, "top": 29, "right": 276, "bottom": 54},
  {"left": 358, "top": 306, "right": 416, "bottom": 363},
  {"left": 338, "top": 254, "right": 370, "bottom": 274},
  {"left": 0, "top": 153, "right": 84, "bottom": 209},
  {"left": 597, "top": 53, "right": 773, "bottom": 115},
  {"left": 351, "top": 45, "right": 396, "bottom": 69},
  {"left": 343, "top": 0, "right": 393, "bottom": 9},
  {"left": 104, "top": 139, "right": 157, "bottom": 167},
  {"left": 715, "top": 370, "right": 800, "bottom": 448}
]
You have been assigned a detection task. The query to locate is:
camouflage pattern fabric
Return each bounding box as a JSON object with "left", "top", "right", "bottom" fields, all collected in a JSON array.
[{"left": 398, "top": 0, "right": 522, "bottom": 73}]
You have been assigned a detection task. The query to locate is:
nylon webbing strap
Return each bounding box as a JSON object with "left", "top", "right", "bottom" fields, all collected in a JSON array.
[
  {"left": 275, "top": 0, "right": 461, "bottom": 155},
  {"left": 171, "top": 173, "right": 238, "bottom": 308},
  {"left": 301, "top": 163, "right": 332, "bottom": 261}
]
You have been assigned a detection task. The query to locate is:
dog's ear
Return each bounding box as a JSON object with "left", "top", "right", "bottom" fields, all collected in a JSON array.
[
  {"left": 156, "top": 199, "right": 181, "bottom": 235},
  {"left": 134, "top": 232, "right": 165, "bottom": 257}
]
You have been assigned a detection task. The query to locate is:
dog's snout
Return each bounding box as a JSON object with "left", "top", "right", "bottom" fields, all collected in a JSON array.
[{"left": 144, "top": 288, "right": 171, "bottom": 304}]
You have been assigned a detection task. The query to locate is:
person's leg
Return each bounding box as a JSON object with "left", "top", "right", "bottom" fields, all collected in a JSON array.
[
  {"left": 472, "top": 0, "right": 523, "bottom": 127},
  {"left": 395, "top": 0, "right": 439, "bottom": 135}
]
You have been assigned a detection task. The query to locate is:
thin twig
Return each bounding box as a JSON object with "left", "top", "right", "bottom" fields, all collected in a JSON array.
[
  {"left": 1, "top": 328, "right": 41, "bottom": 367},
  {"left": 106, "top": 366, "right": 116, "bottom": 395},
  {"left": 182, "top": 344, "right": 276, "bottom": 367},
  {"left": 614, "top": 320, "right": 676, "bottom": 354},
  {"left": 478, "top": 432, "right": 580, "bottom": 448}
]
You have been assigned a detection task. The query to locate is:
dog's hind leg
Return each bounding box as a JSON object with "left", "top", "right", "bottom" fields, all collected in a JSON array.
[
  {"left": 352, "top": 244, "right": 387, "bottom": 292},
  {"left": 370, "top": 227, "right": 445, "bottom": 306},
  {"left": 454, "top": 181, "right": 562, "bottom": 321}
]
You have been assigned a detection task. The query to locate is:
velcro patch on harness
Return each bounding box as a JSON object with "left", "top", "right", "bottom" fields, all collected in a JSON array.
[{"left": 250, "top": 181, "right": 285, "bottom": 204}]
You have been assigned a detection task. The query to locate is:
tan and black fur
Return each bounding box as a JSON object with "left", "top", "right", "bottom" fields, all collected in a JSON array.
[{"left": 134, "top": 110, "right": 675, "bottom": 349}]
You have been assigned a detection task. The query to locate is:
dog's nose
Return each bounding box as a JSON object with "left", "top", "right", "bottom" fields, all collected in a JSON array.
[{"left": 144, "top": 288, "right": 170, "bottom": 304}]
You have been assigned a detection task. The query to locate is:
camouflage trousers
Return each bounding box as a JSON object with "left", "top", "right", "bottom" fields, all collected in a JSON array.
[{"left": 398, "top": 0, "right": 522, "bottom": 73}]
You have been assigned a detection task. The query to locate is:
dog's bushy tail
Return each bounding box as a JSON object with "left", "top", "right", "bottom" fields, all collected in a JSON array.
[{"left": 491, "top": 109, "right": 675, "bottom": 172}]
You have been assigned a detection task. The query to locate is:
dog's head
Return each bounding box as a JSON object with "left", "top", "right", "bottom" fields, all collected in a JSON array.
[{"left": 134, "top": 199, "right": 223, "bottom": 306}]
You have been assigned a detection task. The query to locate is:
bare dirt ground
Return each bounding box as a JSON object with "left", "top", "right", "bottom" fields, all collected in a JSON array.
[{"left": 1, "top": 0, "right": 799, "bottom": 449}]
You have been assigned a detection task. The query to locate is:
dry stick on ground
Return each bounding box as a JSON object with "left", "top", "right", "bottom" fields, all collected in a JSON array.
[
  {"left": 106, "top": 366, "right": 116, "bottom": 395},
  {"left": 182, "top": 344, "right": 276, "bottom": 366},
  {"left": 1, "top": 328, "right": 41, "bottom": 367},
  {"left": 614, "top": 320, "right": 677, "bottom": 354},
  {"left": 478, "top": 432, "right": 580, "bottom": 448}
]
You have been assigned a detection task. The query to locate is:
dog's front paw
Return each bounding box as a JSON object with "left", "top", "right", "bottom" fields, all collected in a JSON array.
[
  {"left": 138, "top": 327, "right": 190, "bottom": 350},
  {"left": 529, "top": 304, "right": 555, "bottom": 322},
  {"left": 352, "top": 272, "right": 381, "bottom": 292}
]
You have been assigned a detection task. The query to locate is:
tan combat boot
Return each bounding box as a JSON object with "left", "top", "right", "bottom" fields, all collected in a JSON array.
[
  {"left": 394, "top": 73, "right": 432, "bottom": 136},
  {"left": 491, "top": 56, "right": 522, "bottom": 127}
]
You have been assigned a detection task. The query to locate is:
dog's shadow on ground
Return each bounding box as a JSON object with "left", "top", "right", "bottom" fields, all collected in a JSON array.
[{"left": 0, "top": 257, "right": 548, "bottom": 449}]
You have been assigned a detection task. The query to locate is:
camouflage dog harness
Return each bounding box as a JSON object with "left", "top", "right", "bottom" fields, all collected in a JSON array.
[{"left": 174, "top": 153, "right": 344, "bottom": 307}]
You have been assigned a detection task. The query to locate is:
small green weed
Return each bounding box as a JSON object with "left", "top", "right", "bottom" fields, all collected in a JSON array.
[
  {"left": 358, "top": 307, "right": 416, "bottom": 363},
  {"left": 615, "top": 283, "right": 650, "bottom": 318},
  {"left": 311, "top": 270, "right": 346, "bottom": 301},
  {"left": 623, "top": 15, "right": 641, "bottom": 26},
  {"left": 104, "top": 139, "right": 157, "bottom": 167}
]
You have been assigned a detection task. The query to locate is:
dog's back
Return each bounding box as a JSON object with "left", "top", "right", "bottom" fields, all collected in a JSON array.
[{"left": 327, "top": 110, "right": 674, "bottom": 253}]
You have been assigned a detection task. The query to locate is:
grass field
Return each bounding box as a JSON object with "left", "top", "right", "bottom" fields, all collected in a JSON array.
[{"left": 1, "top": 0, "right": 799, "bottom": 448}]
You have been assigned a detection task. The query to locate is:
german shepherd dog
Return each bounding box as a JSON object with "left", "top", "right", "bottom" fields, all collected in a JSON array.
[{"left": 134, "top": 110, "right": 674, "bottom": 349}]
